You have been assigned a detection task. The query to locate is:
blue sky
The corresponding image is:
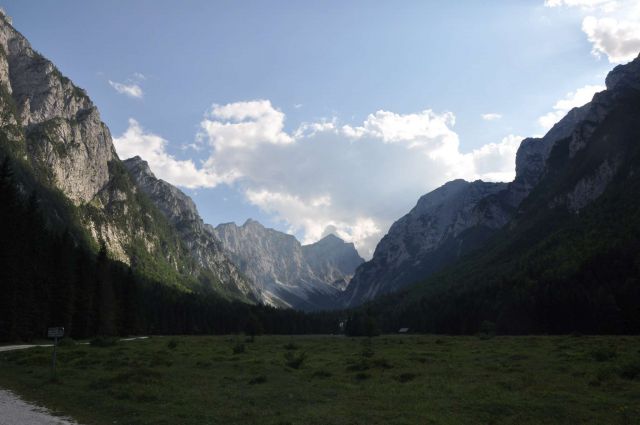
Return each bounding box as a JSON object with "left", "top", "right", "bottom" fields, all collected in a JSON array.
[{"left": 3, "top": 1, "right": 639, "bottom": 257}]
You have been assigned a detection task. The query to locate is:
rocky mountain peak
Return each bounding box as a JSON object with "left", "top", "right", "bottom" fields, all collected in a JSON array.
[
  {"left": 124, "top": 155, "right": 154, "bottom": 177},
  {"left": 605, "top": 53, "right": 640, "bottom": 91},
  {"left": 0, "top": 15, "right": 115, "bottom": 205},
  {"left": 122, "top": 158, "right": 255, "bottom": 299},
  {"left": 214, "top": 220, "right": 362, "bottom": 310},
  {"left": 345, "top": 53, "right": 640, "bottom": 308}
]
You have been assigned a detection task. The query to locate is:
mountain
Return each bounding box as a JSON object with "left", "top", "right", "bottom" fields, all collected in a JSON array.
[
  {"left": 302, "top": 234, "right": 364, "bottom": 291},
  {"left": 214, "top": 220, "right": 364, "bottom": 310},
  {"left": 344, "top": 180, "right": 508, "bottom": 305},
  {"left": 0, "top": 12, "right": 249, "bottom": 297},
  {"left": 357, "top": 54, "right": 640, "bottom": 334},
  {"left": 122, "top": 156, "right": 255, "bottom": 299},
  {"left": 345, "top": 82, "right": 597, "bottom": 306}
]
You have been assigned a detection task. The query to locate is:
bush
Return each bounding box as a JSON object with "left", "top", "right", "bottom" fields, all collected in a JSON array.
[
  {"left": 167, "top": 339, "right": 179, "bottom": 350},
  {"left": 619, "top": 360, "right": 640, "bottom": 380},
  {"left": 249, "top": 375, "right": 267, "bottom": 385},
  {"left": 590, "top": 346, "right": 617, "bottom": 362},
  {"left": 395, "top": 372, "right": 418, "bottom": 383},
  {"left": 57, "top": 338, "right": 75, "bottom": 347},
  {"left": 89, "top": 336, "right": 118, "bottom": 347},
  {"left": 283, "top": 342, "right": 299, "bottom": 351},
  {"left": 478, "top": 321, "right": 496, "bottom": 339},
  {"left": 284, "top": 351, "right": 307, "bottom": 369},
  {"left": 311, "top": 370, "right": 332, "bottom": 379},
  {"left": 361, "top": 338, "right": 375, "bottom": 358},
  {"left": 232, "top": 342, "right": 245, "bottom": 355}
]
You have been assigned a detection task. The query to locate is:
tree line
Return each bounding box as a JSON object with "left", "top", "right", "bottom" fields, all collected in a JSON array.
[{"left": 0, "top": 158, "right": 340, "bottom": 342}]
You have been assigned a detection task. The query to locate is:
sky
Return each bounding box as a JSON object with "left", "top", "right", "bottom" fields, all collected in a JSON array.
[{"left": 3, "top": 0, "right": 639, "bottom": 258}]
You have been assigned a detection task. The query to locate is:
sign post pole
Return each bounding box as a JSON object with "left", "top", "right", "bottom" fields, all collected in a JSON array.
[
  {"left": 52, "top": 335, "right": 58, "bottom": 377},
  {"left": 47, "top": 327, "right": 64, "bottom": 379}
]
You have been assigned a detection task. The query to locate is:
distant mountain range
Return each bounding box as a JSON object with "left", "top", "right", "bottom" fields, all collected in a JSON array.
[
  {"left": 1, "top": 11, "right": 638, "bottom": 333},
  {"left": 0, "top": 13, "right": 361, "bottom": 311},
  {"left": 125, "top": 156, "right": 363, "bottom": 310}
]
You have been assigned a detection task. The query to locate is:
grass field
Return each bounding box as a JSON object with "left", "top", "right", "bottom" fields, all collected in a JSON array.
[{"left": 1, "top": 335, "right": 639, "bottom": 424}]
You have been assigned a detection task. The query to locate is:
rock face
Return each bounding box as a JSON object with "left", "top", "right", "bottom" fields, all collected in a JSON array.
[
  {"left": 0, "top": 14, "right": 251, "bottom": 298},
  {"left": 344, "top": 55, "right": 638, "bottom": 305},
  {"left": 344, "top": 180, "right": 508, "bottom": 305},
  {"left": 0, "top": 16, "right": 114, "bottom": 205},
  {"left": 302, "top": 234, "right": 364, "bottom": 291},
  {"left": 123, "top": 156, "right": 255, "bottom": 299},
  {"left": 214, "top": 220, "right": 364, "bottom": 310}
]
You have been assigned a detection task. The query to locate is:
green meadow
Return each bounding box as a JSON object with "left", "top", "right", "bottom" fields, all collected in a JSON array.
[{"left": 1, "top": 335, "right": 639, "bottom": 425}]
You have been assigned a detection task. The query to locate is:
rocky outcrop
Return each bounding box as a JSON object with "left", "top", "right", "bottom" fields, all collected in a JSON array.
[
  {"left": 343, "top": 180, "right": 508, "bottom": 305},
  {"left": 214, "top": 220, "right": 363, "bottom": 310},
  {"left": 123, "top": 156, "right": 255, "bottom": 299},
  {"left": 0, "top": 15, "right": 114, "bottom": 205},
  {"left": 0, "top": 14, "right": 252, "bottom": 298},
  {"left": 302, "top": 234, "right": 364, "bottom": 291},
  {"left": 344, "top": 55, "right": 640, "bottom": 306}
]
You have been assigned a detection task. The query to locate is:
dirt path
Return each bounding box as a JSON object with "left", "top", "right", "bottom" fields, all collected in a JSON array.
[
  {"left": 0, "top": 389, "right": 79, "bottom": 425},
  {"left": 0, "top": 336, "right": 149, "bottom": 423},
  {"left": 0, "top": 344, "right": 52, "bottom": 352}
]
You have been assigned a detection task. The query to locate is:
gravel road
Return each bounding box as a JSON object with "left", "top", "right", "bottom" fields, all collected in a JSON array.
[{"left": 0, "top": 389, "right": 79, "bottom": 425}]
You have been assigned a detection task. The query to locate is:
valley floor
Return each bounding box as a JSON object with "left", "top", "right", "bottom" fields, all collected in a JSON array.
[{"left": 0, "top": 335, "right": 639, "bottom": 425}]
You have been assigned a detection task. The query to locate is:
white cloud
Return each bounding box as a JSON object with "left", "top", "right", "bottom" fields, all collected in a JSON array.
[
  {"left": 466, "top": 135, "right": 523, "bottom": 182},
  {"left": 582, "top": 16, "right": 640, "bottom": 63},
  {"left": 113, "top": 119, "right": 230, "bottom": 188},
  {"left": 108, "top": 73, "right": 147, "bottom": 98},
  {"left": 545, "top": 0, "right": 640, "bottom": 63},
  {"left": 116, "top": 101, "right": 523, "bottom": 258},
  {"left": 544, "top": 0, "right": 618, "bottom": 12},
  {"left": 199, "top": 100, "right": 292, "bottom": 151},
  {"left": 537, "top": 84, "right": 605, "bottom": 130},
  {"left": 108, "top": 80, "right": 143, "bottom": 99},
  {"left": 481, "top": 113, "right": 502, "bottom": 121},
  {"left": 194, "top": 101, "right": 520, "bottom": 258}
]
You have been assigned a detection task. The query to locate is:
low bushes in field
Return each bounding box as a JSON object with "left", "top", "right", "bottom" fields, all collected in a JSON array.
[
  {"left": 89, "top": 337, "right": 118, "bottom": 347},
  {"left": 284, "top": 351, "right": 307, "bottom": 369},
  {"left": 249, "top": 375, "right": 267, "bottom": 384},
  {"left": 590, "top": 346, "right": 617, "bottom": 362},
  {"left": 232, "top": 342, "right": 245, "bottom": 355}
]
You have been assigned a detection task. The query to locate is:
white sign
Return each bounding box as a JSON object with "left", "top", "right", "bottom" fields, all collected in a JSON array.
[{"left": 47, "top": 327, "right": 64, "bottom": 338}]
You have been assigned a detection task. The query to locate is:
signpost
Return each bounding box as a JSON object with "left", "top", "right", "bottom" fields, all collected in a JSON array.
[{"left": 47, "top": 327, "right": 64, "bottom": 378}]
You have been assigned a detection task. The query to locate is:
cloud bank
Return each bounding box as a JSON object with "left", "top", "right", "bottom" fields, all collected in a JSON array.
[
  {"left": 545, "top": 0, "right": 640, "bottom": 63},
  {"left": 114, "top": 101, "right": 522, "bottom": 258}
]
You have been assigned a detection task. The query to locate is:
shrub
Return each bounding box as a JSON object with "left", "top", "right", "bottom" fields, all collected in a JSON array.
[
  {"left": 361, "top": 338, "right": 375, "bottom": 358},
  {"left": 57, "top": 338, "right": 75, "bottom": 347},
  {"left": 372, "top": 358, "right": 393, "bottom": 369},
  {"left": 283, "top": 342, "right": 299, "bottom": 351},
  {"left": 311, "top": 370, "right": 332, "bottom": 379},
  {"left": 478, "top": 321, "right": 496, "bottom": 339},
  {"left": 284, "top": 351, "right": 307, "bottom": 369},
  {"left": 619, "top": 360, "right": 640, "bottom": 380},
  {"left": 590, "top": 346, "right": 617, "bottom": 362},
  {"left": 89, "top": 336, "right": 118, "bottom": 347},
  {"left": 249, "top": 375, "right": 267, "bottom": 385},
  {"left": 232, "top": 342, "right": 245, "bottom": 355},
  {"left": 395, "top": 372, "right": 418, "bottom": 383}
]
